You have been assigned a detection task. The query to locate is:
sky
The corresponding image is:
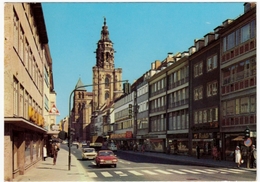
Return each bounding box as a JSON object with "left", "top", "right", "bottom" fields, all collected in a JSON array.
[{"left": 40, "top": 2, "right": 246, "bottom": 123}]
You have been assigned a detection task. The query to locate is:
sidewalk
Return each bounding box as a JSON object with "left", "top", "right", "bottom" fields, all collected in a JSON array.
[{"left": 13, "top": 148, "right": 90, "bottom": 182}]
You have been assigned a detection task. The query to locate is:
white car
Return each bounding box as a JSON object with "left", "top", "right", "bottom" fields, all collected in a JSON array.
[
  {"left": 108, "top": 143, "right": 117, "bottom": 152},
  {"left": 82, "top": 148, "right": 97, "bottom": 160}
]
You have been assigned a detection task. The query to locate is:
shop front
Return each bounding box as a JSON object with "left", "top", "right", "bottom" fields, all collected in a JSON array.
[
  {"left": 4, "top": 118, "right": 47, "bottom": 180},
  {"left": 110, "top": 131, "right": 135, "bottom": 150},
  {"left": 167, "top": 133, "right": 189, "bottom": 155},
  {"left": 192, "top": 132, "right": 220, "bottom": 159},
  {"left": 143, "top": 134, "right": 166, "bottom": 153}
]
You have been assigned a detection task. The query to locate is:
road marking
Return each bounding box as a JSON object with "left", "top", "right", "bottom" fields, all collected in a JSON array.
[
  {"left": 193, "top": 169, "right": 214, "bottom": 174},
  {"left": 128, "top": 170, "right": 144, "bottom": 176},
  {"left": 141, "top": 170, "right": 158, "bottom": 175},
  {"left": 86, "top": 172, "right": 97, "bottom": 178},
  {"left": 167, "top": 169, "right": 187, "bottom": 174},
  {"left": 154, "top": 169, "right": 172, "bottom": 174},
  {"left": 205, "top": 169, "right": 216, "bottom": 172},
  {"left": 218, "top": 169, "right": 240, "bottom": 174},
  {"left": 101, "top": 171, "right": 113, "bottom": 177},
  {"left": 180, "top": 169, "right": 201, "bottom": 174},
  {"left": 91, "top": 162, "right": 96, "bottom": 165},
  {"left": 114, "top": 171, "right": 128, "bottom": 176}
]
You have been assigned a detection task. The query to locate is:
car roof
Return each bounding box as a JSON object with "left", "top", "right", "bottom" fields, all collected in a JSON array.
[
  {"left": 98, "top": 150, "right": 113, "bottom": 152},
  {"left": 83, "top": 147, "right": 95, "bottom": 150}
]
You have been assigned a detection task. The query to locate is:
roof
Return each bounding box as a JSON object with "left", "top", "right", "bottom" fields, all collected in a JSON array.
[{"left": 75, "top": 78, "right": 86, "bottom": 91}]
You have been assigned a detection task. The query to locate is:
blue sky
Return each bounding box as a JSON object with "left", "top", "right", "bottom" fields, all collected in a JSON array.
[{"left": 41, "top": 2, "right": 245, "bottom": 123}]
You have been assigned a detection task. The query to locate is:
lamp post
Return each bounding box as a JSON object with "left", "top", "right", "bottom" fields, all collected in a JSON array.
[{"left": 68, "top": 80, "right": 128, "bottom": 170}]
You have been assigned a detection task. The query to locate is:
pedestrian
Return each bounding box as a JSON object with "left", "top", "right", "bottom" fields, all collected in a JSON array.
[
  {"left": 250, "top": 145, "right": 256, "bottom": 168},
  {"left": 52, "top": 142, "right": 60, "bottom": 165},
  {"left": 235, "top": 146, "right": 242, "bottom": 168},
  {"left": 141, "top": 144, "right": 145, "bottom": 153},
  {"left": 212, "top": 146, "right": 218, "bottom": 160},
  {"left": 43, "top": 144, "right": 47, "bottom": 161},
  {"left": 196, "top": 145, "right": 200, "bottom": 159}
]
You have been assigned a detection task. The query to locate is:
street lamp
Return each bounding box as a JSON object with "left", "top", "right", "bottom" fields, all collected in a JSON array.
[{"left": 68, "top": 80, "right": 128, "bottom": 170}]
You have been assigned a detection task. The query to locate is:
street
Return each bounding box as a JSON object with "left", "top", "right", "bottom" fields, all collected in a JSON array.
[{"left": 61, "top": 144, "right": 256, "bottom": 181}]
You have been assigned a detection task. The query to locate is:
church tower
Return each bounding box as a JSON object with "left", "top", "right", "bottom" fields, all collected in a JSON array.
[
  {"left": 72, "top": 78, "right": 93, "bottom": 142},
  {"left": 92, "top": 18, "right": 123, "bottom": 111}
]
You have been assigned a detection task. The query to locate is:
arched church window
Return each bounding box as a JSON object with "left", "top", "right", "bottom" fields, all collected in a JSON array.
[
  {"left": 105, "top": 76, "right": 109, "bottom": 88},
  {"left": 78, "top": 92, "right": 81, "bottom": 99},
  {"left": 82, "top": 92, "right": 84, "bottom": 99},
  {"left": 105, "top": 92, "right": 109, "bottom": 100}
]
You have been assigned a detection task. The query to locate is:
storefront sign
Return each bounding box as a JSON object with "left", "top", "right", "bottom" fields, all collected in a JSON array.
[
  {"left": 193, "top": 133, "right": 211, "bottom": 139},
  {"left": 126, "top": 131, "right": 132, "bottom": 138}
]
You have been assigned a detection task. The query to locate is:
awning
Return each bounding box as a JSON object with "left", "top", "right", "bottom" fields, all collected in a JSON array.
[{"left": 232, "top": 136, "right": 244, "bottom": 141}]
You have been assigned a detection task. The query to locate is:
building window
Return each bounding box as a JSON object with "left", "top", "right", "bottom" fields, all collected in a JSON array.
[
  {"left": 19, "top": 25, "right": 24, "bottom": 62},
  {"left": 105, "top": 92, "right": 109, "bottom": 100},
  {"left": 241, "top": 97, "right": 249, "bottom": 113},
  {"left": 44, "top": 94, "right": 49, "bottom": 111},
  {"left": 250, "top": 95, "right": 256, "bottom": 113},
  {"left": 241, "top": 23, "right": 250, "bottom": 43},
  {"left": 194, "top": 111, "right": 198, "bottom": 124},
  {"left": 20, "top": 85, "right": 24, "bottom": 117},
  {"left": 13, "top": 9, "right": 19, "bottom": 52},
  {"left": 207, "top": 81, "right": 218, "bottom": 97},
  {"left": 203, "top": 110, "right": 207, "bottom": 123},
  {"left": 227, "top": 32, "right": 235, "bottom": 50},
  {"left": 44, "top": 66, "right": 49, "bottom": 86},
  {"left": 207, "top": 54, "right": 218, "bottom": 72},
  {"left": 194, "top": 86, "right": 203, "bottom": 100},
  {"left": 199, "top": 111, "right": 202, "bottom": 124},
  {"left": 194, "top": 62, "right": 203, "bottom": 77},
  {"left": 105, "top": 76, "right": 109, "bottom": 88},
  {"left": 13, "top": 77, "right": 19, "bottom": 116}
]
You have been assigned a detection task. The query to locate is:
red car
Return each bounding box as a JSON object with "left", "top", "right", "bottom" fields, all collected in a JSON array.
[{"left": 95, "top": 150, "right": 118, "bottom": 168}]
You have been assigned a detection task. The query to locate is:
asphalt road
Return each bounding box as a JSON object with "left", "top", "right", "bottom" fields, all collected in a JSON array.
[{"left": 61, "top": 144, "right": 256, "bottom": 181}]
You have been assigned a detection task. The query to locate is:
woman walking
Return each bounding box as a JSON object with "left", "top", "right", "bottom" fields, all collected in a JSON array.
[
  {"left": 43, "top": 145, "right": 47, "bottom": 161},
  {"left": 235, "top": 146, "right": 242, "bottom": 168}
]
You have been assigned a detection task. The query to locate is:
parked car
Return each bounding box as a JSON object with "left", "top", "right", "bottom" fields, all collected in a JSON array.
[
  {"left": 95, "top": 150, "right": 118, "bottom": 168},
  {"left": 81, "top": 148, "right": 97, "bottom": 160},
  {"left": 108, "top": 143, "right": 117, "bottom": 152}
]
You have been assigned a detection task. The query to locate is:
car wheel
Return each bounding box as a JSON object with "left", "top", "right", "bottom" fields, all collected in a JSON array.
[{"left": 113, "top": 164, "right": 117, "bottom": 168}]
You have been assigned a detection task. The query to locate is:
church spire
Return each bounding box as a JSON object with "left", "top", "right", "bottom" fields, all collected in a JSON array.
[
  {"left": 95, "top": 17, "right": 115, "bottom": 68},
  {"left": 100, "top": 16, "right": 110, "bottom": 42}
]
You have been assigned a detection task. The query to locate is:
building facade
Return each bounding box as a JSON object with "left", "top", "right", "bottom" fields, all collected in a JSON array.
[
  {"left": 189, "top": 31, "right": 221, "bottom": 157},
  {"left": 218, "top": 2, "right": 256, "bottom": 161},
  {"left": 4, "top": 3, "right": 55, "bottom": 180}
]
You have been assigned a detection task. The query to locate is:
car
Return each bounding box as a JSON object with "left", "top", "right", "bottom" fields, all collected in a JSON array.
[
  {"left": 82, "top": 143, "right": 89, "bottom": 149},
  {"left": 81, "top": 148, "right": 97, "bottom": 160},
  {"left": 108, "top": 143, "right": 117, "bottom": 152},
  {"left": 95, "top": 150, "right": 118, "bottom": 168},
  {"left": 72, "top": 141, "right": 79, "bottom": 148}
]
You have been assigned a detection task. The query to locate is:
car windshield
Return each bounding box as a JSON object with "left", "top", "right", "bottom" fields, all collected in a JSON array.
[
  {"left": 84, "top": 149, "right": 94, "bottom": 153},
  {"left": 99, "top": 151, "right": 114, "bottom": 156}
]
